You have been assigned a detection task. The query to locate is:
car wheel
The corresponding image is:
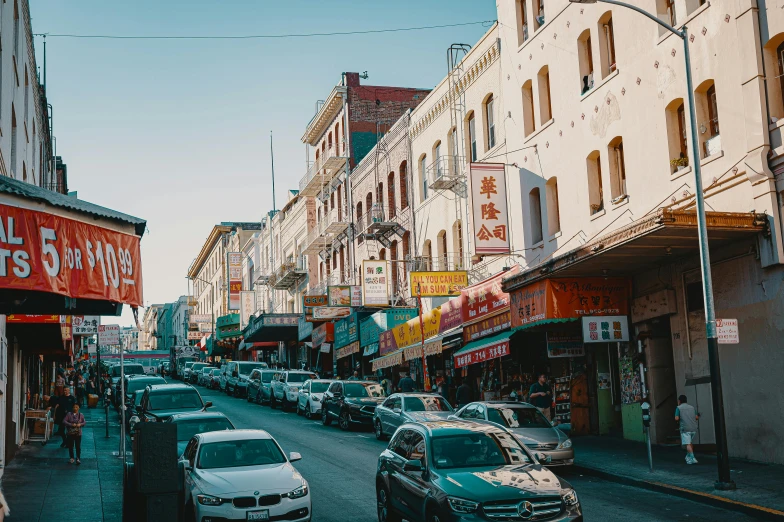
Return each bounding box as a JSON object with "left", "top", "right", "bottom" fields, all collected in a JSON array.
[
  {"left": 339, "top": 410, "right": 352, "bottom": 431},
  {"left": 321, "top": 407, "right": 332, "bottom": 426},
  {"left": 304, "top": 402, "right": 312, "bottom": 420},
  {"left": 374, "top": 420, "right": 386, "bottom": 441},
  {"left": 296, "top": 402, "right": 303, "bottom": 416},
  {"left": 377, "top": 486, "right": 401, "bottom": 522},
  {"left": 426, "top": 504, "right": 445, "bottom": 522},
  {"left": 282, "top": 397, "right": 291, "bottom": 412},
  {"left": 270, "top": 394, "right": 277, "bottom": 409},
  {"left": 255, "top": 391, "right": 263, "bottom": 405},
  {"left": 246, "top": 390, "right": 254, "bottom": 403}
]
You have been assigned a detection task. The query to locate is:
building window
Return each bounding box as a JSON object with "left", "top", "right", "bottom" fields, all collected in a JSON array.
[
  {"left": 587, "top": 151, "right": 604, "bottom": 215},
  {"left": 399, "top": 161, "right": 409, "bottom": 210},
  {"left": 695, "top": 80, "right": 720, "bottom": 157},
  {"left": 380, "top": 249, "right": 386, "bottom": 261},
  {"left": 328, "top": 132, "right": 333, "bottom": 151},
  {"left": 377, "top": 182, "right": 384, "bottom": 218},
  {"left": 765, "top": 37, "right": 784, "bottom": 120},
  {"left": 452, "top": 220, "right": 464, "bottom": 269},
  {"left": 366, "top": 192, "right": 373, "bottom": 230},
  {"left": 608, "top": 137, "right": 627, "bottom": 202},
  {"left": 13, "top": 0, "right": 19, "bottom": 59},
  {"left": 433, "top": 140, "right": 443, "bottom": 179},
  {"left": 437, "top": 230, "right": 448, "bottom": 270},
  {"left": 537, "top": 66, "right": 552, "bottom": 123},
  {"left": 387, "top": 172, "right": 396, "bottom": 218},
  {"left": 356, "top": 202, "right": 363, "bottom": 243},
  {"left": 448, "top": 128, "right": 459, "bottom": 174},
  {"left": 390, "top": 240, "right": 399, "bottom": 296},
  {"left": 522, "top": 80, "right": 536, "bottom": 137},
  {"left": 578, "top": 30, "right": 594, "bottom": 95},
  {"left": 534, "top": 0, "right": 545, "bottom": 29},
  {"left": 402, "top": 231, "right": 410, "bottom": 273},
  {"left": 423, "top": 239, "right": 432, "bottom": 270},
  {"left": 546, "top": 177, "right": 560, "bottom": 236},
  {"left": 518, "top": 0, "right": 529, "bottom": 43},
  {"left": 10, "top": 105, "right": 17, "bottom": 178},
  {"left": 466, "top": 111, "right": 477, "bottom": 162},
  {"left": 484, "top": 94, "right": 496, "bottom": 150},
  {"left": 529, "top": 188, "right": 544, "bottom": 245},
  {"left": 419, "top": 154, "right": 428, "bottom": 201},
  {"left": 665, "top": 99, "right": 688, "bottom": 172},
  {"left": 598, "top": 13, "right": 617, "bottom": 78}
]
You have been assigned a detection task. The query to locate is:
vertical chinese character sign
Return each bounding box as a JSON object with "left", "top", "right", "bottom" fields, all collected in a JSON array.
[
  {"left": 469, "top": 163, "right": 510, "bottom": 255},
  {"left": 362, "top": 260, "right": 389, "bottom": 306},
  {"left": 240, "top": 290, "right": 256, "bottom": 329},
  {"left": 227, "top": 252, "right": 242, "bottom": 310}
]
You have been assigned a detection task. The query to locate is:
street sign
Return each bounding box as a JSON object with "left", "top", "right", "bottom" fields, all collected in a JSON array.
[
  {"left": 191, "top": 314, "right": 211, "bottom": 323},
  {"left": 98, "top": 324, "right": 120, "bottom": 346},
  {"left": 717, "top": 318, "right": 739, "bottom": 344},
  {"left": 187, "top": 331, "right": 203, "bottom": 340},
  {"left": 73, "top": 316, "right": 100, "bottom": 335}
]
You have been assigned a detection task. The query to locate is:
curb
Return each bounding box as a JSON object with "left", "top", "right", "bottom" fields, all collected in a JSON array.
[{"left": 571, "top": 464, "right": 784, "bottom": 521}]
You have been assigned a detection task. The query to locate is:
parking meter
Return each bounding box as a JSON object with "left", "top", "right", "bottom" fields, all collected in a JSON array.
[{"left": 641, "top": 401, "right": 651, "bottom": 427}]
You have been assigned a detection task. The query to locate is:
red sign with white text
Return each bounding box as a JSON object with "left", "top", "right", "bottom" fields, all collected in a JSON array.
[
  {"left": 461, "top": 266, "right": 519, "bottom": 325},
  {"left": 6, "top": 314, "right": 61, "bottom": 323},
  {"left": 454, "top": 340, "right": 510, "bottom": 369},
  {"left": 0, "top": 204, "right": 143, "bottom": 306}
]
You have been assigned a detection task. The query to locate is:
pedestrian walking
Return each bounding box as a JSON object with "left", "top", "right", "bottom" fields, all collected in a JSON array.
[
  {"left": 529, "top": 373, "right": 553, "bottom": 421},
  {"left": 51, "top": 387, "right": 76, "bottom": 447},
  {"left": 675, "top": 394, "right": 700, "bottom": 465},
  {"left": 398, "top": 372, "right": 415, "bottom": 392},
  {"left": 76, "top": 372, "right": 86, "bottom": 407},
  {"left": 348, "top": 370, "right": 360, "bottom": 381},
  {"left": 456, "top": 379, "right": 472, "bottom": 408},
  {"left": 63, "top": 403, "right": 86, "bottom": 465}
]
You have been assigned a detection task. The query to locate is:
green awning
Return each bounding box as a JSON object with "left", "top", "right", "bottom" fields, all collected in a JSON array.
[
  {"left": 453, "top": 329, "right": 515, "bottom": 358},
  {"left": 511, "top": 318, "right": 577, "bottom": 333},
  {"left": 216, "top": 313, "right": 241, "bottom": 340}
]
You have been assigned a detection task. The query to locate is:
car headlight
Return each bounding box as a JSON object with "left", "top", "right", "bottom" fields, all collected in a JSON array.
[
  {"left": 288, "top": 385, "right": 299, "bottom": 393},
  {"left": 283, "top": 483, "right": 309, "bottom": 499},
  {"left": 447, "top": 496, "right": 479, "bottom": 514},
  {"left": 558, "top": 439, "right": 572, "bottom": 449},
  {"left": 310, "top": 394, "right": 320, "bottom": 402},
  {"left": 197, "top": 494, "right": 227, "bottom": 506},
  {"left": 561, "top": 489, "right": 579, "bottom": 506}
]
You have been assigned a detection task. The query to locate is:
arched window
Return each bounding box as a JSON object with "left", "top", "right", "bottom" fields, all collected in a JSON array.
[
  {"left": 423, "top": 239, "right": 432, "bottom": 270},
  {"left": 587, "top": 150, "right": 604, "bottom": 215},
  {"left": 608, "top": 136, "right": 627, "bottom": 201},
  {"left": 328, "top": 132, "right": 333, "bottom": 151},
  {"left": 483, "top": 94, "right": 496, "bottom": 150},
  {"left": 387, "top": 171, "right": 396, "bottom": 218},
  {"left": 665, "top": 99, "right": 688, "bottom": 173},
  {"left": 335, "top": 122, "right": 340, "bottom": 152},
  {"left": 546, "top": 177, "right": 561, "bottom": 236},
  {"left": 380, "top": 249, "right": 387, "bottom": 261},
  {"left": 11, "top": 105, "right": 17, "bottom": 178},
  {"left": 437, "top": 230, "right": 448, "bottom": 270},
  {"left": 402, "top": 231, "right": 410, "bottom": 272},
  {"left": 522, "top": 80, "right": 536, "bottom": 137},
  {"left": 419, "top": 154, "right": 428, "bottom": 202},
  {"left": 366, "top": 193, "right": 373, "bottom": 229},
  {"left": 598, "top": 12, "right": 617, "bottom": 78},
  {"left": 356, "top": 202, "right": 364, "bottom": 243},
  {"left": 764, "top": 35, "right": 784, "bottom": 119},
  {"left": 452, "top": 220, "right": 464, "bottom": 269},
  {"left": 377, "top": 182, "right": 384, "bottom": 219},
  {"left": 433, "top": 140, "right": 443, "bottom": 179},
  {"left": 399, "top": 161, "right": 409, "bottom": 209},
  {"left": 529, "top": 187, "right": 544, "bottom": 245},
  {"left": 695, "top": 80, "right": 720, "bottom": 158},
  {"left": 578, "top": 29, "right": 594, "bottom": 95},
  {"left": 390, "top": 240, "right": 399, "bottom": 295},
  {"left": 465, "top": 112, "right": 477, "bottom": 162},
  {"left": 537, "top": 66, "right": 552, "bottom": 123},
  {"left": 516, "top": 0, "right": 529, "bottom": 45}
]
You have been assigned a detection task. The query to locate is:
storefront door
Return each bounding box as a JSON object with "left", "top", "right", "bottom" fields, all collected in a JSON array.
[
  {"left": 642, "top": 319, "right": 679, "bottom": 445},
  {"left": 593, "top": 344, "right": 623, "bottom": 436}
]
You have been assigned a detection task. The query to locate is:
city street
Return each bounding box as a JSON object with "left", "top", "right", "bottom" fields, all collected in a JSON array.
[{"left": 196, "top": 384, "right": 758, "bottom": 522}]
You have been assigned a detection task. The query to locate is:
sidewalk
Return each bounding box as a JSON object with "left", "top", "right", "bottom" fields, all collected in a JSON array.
[
  {"left": 570, "top": 436, "right": 784, "bottom": 520},
  {"left": 1, "top": 405, "right": 125, "bottom": 522}
]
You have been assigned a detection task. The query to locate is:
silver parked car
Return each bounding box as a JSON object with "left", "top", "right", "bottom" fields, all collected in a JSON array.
[
  {"left": 196, "top": 366, "right": 216, "bottom": 386},
  {"left": 450, "top": 401, "right": 574, "bottom": 466},
  {"left": 373, "top": 392, "right": 453, "bottom": 440},
  {"left": 296, "top": 379, "right": 334, "bottom": 419}
]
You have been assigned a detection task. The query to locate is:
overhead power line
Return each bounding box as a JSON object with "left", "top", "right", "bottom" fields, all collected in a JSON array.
[{"left": 34, "top": 20, "right": 496, "bottom": 40}]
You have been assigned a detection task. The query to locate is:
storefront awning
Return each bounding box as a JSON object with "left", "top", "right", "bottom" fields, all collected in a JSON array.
[
  {"left": 503, "top": 209, "right": 768, "bottom": 291},
  {"left": 371, "top": 349, "right": 404, "bottom": 371},
  {"left": 401, "top": 326, "right": 463, "bottom": 361},
  {"left": 453, "top": 329, "right": 514, "bottom": 369},
  {"left": 239, "top": 341, "right": 278, "bottom": 351},
  {"left": 216, "top": 313, "right": 241, "bottom": 340},
  {"left": 243, "top": 313, "right": 300, "bottom": 343},
  {"left": 0, "top": 175, "right": 146, "bottom": 316}
]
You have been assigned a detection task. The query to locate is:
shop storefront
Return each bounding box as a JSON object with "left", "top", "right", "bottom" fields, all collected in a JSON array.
[
  {"left": 216, "top": 314, "right": 242, "bottom": 360},
  {"left": 333, "top": 312, "right": 370, "bottom": 379},
  {"left": 359, "top": 308, "right": 417, "bottom": 379},
  {"left": 242, "top": 314, "right": 300, "bottom": 368},
  {"left": 310, "top": 322, "right": 334, "bottom": 376}
]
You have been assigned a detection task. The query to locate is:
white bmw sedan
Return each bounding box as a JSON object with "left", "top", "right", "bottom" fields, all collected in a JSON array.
[
  {"left": 296, "top": 379, "right": 334, "bottom": 419},
  {"left": 181, "top": 429, "right": 311, "bottom": 522}
]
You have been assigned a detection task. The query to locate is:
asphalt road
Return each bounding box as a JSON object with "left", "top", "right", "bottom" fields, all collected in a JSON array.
[{"left": 191, "top": 383, "right": 756, "bottom": 522}]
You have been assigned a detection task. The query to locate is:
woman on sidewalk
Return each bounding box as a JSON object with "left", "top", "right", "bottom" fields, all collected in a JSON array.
[{"left": 63, "top": 403, "right": 86, "bottom": 465}]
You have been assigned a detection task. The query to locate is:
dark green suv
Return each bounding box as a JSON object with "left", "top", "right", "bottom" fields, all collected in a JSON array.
[{"left": 375, "top": 420, "right": 582, "bottom": 522}]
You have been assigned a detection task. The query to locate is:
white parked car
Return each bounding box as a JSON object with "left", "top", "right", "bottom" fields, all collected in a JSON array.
[
  {"left": 181, "top": 430, "right": 311, "bottom": 522},
  {"left": 296, "top": 379, "right": 334, "bottom": 419},
  {"left": 270, "top": 371, "right": 317, "bottom": 411}
]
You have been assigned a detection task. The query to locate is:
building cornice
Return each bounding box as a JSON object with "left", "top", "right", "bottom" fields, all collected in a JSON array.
[
  {"left": 189, "top": 225, "right": 232, "bottom": 278},
  {"left": 301, "top": 86, "right": 347, "bottom": 146}
]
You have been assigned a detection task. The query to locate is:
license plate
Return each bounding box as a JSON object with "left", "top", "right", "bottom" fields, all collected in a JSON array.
[{"left": 247, "top": 510, "right": 269, "bottom": 521}]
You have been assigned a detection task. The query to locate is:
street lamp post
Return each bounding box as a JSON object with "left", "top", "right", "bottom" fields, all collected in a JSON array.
[{"left": 570, "top": 0, "right": 734, "bottom": 490}]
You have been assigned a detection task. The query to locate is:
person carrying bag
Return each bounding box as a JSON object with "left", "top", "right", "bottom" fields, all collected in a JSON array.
[{"left": 63, "top": 404, "right": 86, "bottom": 465}]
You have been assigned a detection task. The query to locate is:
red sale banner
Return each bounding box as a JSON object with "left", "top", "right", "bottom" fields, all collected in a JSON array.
[{"left": 0, "top": 204, "right": 143, "bottom": 306}]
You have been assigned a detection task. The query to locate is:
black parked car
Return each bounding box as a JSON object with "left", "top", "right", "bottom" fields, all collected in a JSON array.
[
  {"left": 375, "top": 420, "right": 582, "bottom": 522},
  {"left": 130, "top": 383, "right": 211, "bottom": 437},
  {"left": 321, "top": 380, "right": 386, "bottom": 431}
]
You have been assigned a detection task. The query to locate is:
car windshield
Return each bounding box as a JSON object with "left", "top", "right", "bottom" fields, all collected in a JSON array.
[
  {"left": 431, "top": 432, "right": 532, "bottom": 469},
  {"left": 184, "top": 363, "right": 195, "bottom": 369},
  {"left": 344, "top": 383, "right": 385, "bottom": 398},
  {"left": 200, "top": 367, "right": 215, "bottom": 374},
  {"left": 148, "top": 391, "right": 203, "bottom": 411},
  {"left": 198, "top": 439, "right": 286, "bottom": 469},
  {"left": 261, "top": 373, "right": 275, "bottom": 383},
  {"left": 174, "top": 418, "right": 233, "bottom": 442},
  {"left": 192, "top": 364, "right": 208, "bottom": 372},
  {"left": 125, "top": 365, "right": 145, "bottom": 376},
  {"left": 127, "top": 378, "right": 165, "bottom": 394},
  {"left": 238, "top": 363, "right": 264, "bottom": 375},
  {"left": 211, "top": 369, "right": 222, "bottom": 376},
  {"left": 287, "top": 373, "right": 316, "bottom": 383},
  {"left": 311, "top": 382, "right": 330, "bottom": 393},
  {"left": 488, "top": 407, "right": 552, "bottom": 429},
  {"left": 405, "top": 396, "right": 452, "bottom": 412}
]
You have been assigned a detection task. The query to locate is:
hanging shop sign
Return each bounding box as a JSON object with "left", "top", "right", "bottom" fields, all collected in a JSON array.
[
  {"left": 328, "top": 285, "right": 362, "bottom": 307},
  {"left": 546, "top": 332, "right": 585, "bottom": 358},
  {"left": 303, "top": 295, "right": 329, "bottom": 308},
  {"left": 6, "top": 314, "right": 61, "bottom": 323},
  {"left": 378, "top": 295, "right": 463, "bottom": 357},
  {"left": 191, "top": 314, "right": 211, "bottom": 323},
  {"left": 198, "top": 323, "right": 213, "bottom": 333},
  {"left": 298, "top": 315, "right": 314, "bottom": 341},
  {"left": 320, "top": 342, "right": 331, "bottom": 354},
  {"left": 582, "top": 315, "right": 629, "bottom": 343},
  {"left": 98, "top": 324, "right": 120, "bottom": 346},
  {"left": 463, "top": 311, "right": 511, "bottom": 343},
  {"left": 313, "top": 306, "right": 352, "bottom": 321},
  {"left": 462, "top": 266, "right": 519, "bottom": 325},
  {"left": 311, "top": 322, "right": 334, "bottom": 348},
  {"left": 439, "top": 295, "right": 463, "bottom": 332},
  {"left": 410, "top": 271, "right": 468, "bottom": 297},
  {"left": 717, "top": 318, "right": 739, "bottom": 344},
  {"left": 227, "top": 252, "right": 242, "bottom": 310},
  {"left": 187, "top": 331, "right": 203, "bottom": 340},
  {"left": 372, "top": 350, "right": 404, "bottom": 371},
  {"left": 511, "top": 277, "right": 632, "bottom": 329},
  {"left": 334, "top": 313, "right": 360, "bottom": 349},
  {"left": 362, "top": 260, "right": 389, "bottom": 306},
  {"left": 72, "top": 316, "right": 99, "bottom": 335},
  {"left": 61, "top": 316, "right": 72, "bottom": 341},
  {"left": 403, "top": 339, "right": 444, "bottom": 361},
  {"left": 240, "top": 291, "right": 256, "bottom": 329},
  {"left": 469, "top": 162, "right": 510, "bottom": 255},
  {"left": 359, "top": 308, "right": 418, "bottom": 348},
  {"left": 0, "top": 204, "right": 144, "bottom": 306},
  {"left": 175, "top": 346, "right": 200, "bottom": 357},
  {"left": 454, "top": 338, "right": 510, "bottom": 369},
  {"left": 335, "top": 341, "right": 360, "bottom": 360},
  {"left": 262, "top": 315, "right": 299, "bottom": 326}
]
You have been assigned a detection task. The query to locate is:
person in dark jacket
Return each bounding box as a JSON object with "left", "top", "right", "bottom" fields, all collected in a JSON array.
[
  {"left": 398, "top": 373, "right": 415, "bottom": 392},
  {"left": 456, "top": 379, "right": 473, "bottom": 407},
  {"left": 51, "top": 387, "right": 76, "bottom": 447}
]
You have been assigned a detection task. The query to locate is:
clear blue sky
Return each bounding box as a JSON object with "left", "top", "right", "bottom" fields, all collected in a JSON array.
[{"left": 30, "top": 0, "right": 497, "bottom": 326}]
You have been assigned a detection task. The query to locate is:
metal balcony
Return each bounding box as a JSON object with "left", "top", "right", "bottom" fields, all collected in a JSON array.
[
  {"left": 359, "top": 204, "right": 408, "bottom": 248},
  {"left": 299, "top": 145, "right": 347, "bottom": 197},
  {"left": 270, "top": 257, "right": 307, "bottom": 290},
  {"left": 302, "top": 226, "right": 331, "bottom": 255},
  {"left": 427, "top": 155, "right": 467, "bottom": 197},
  {"left": 323, "top": 206, "right": 350, "bottom": 236}
]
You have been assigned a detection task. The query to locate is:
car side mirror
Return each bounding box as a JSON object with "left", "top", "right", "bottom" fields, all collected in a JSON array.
[
  {"left": 289, "top": 452, "right": 302, "bottom": 462},
  {"left": 183, "top": 462, "right": 193, "bottom": 471},
  {"left": 392, "top": 408, "right": 402, "bottom": 414},
  {"left": 403, "top": 459, "right": 423, "bottom": 472},
  {"left": 204, "top": 401, "right": 213, "bottom": 409}
]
